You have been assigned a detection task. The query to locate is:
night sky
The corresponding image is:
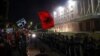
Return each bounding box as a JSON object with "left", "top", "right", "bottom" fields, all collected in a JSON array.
[{"left": 8, "top": 0, "right": 67, "bottom": 24}]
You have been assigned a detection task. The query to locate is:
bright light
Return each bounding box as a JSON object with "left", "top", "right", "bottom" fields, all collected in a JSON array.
[
  {"left": 68, "top": 0, "right": 76, "bottom": 11},
  {"left": 32, "top": 33, "right": 36, "bottom": 38},
  {"left": 57, "top": 6, "right": 64, "bottom": 15},
  {"left": 68, "top": 0, "right": 76, "bottom": 6},
  {"left": 53, "top": 11, "right": 57, "bottom": 18}
]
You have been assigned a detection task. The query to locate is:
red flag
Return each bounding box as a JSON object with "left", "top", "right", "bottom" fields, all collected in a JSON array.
[{"left": 38, "top": 11, "right": 54, "bottom": 30}]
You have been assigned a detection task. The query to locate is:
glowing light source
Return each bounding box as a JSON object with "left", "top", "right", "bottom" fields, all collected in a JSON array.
[
  {"left": 53, "top": 11, "right": 57, "bottom": 18},
  {"left": 68, "top": 0, "right": 76, "bottom": 6},
  {"left": 32, "top": 33, "right": 36, "bottom": 38},
  {"left": 57, "top": 6, "right": 64, "bottom": 15},
  {"left": 68, "top": 0, "right": 76, "bottom": 11}
]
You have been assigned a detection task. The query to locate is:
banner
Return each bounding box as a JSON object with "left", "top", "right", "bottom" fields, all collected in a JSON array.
[{"left": 16, "top": 18, "right": 26, "bottom": 28}]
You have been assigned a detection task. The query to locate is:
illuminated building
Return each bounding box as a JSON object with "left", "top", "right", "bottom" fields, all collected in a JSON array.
[{"left": 50, "top": 0, "right": 100, "bottom": 32}]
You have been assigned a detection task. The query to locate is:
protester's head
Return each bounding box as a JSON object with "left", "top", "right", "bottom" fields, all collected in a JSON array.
[
  {"left": 70, "top": 36, "right": 74, "bottom": 39},
  {"left": 66, "top": 36, "right": 69, "bottom": 40}
]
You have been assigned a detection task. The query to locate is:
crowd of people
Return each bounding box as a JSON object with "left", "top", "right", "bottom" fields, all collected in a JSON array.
[
  {"left": 0, "top": 31, "right": 100, "bottom": 56},
  {"left": 39, "top": 33, "right": 100, "bottom": 56},
  {"left": 0, "top": 31, "right": 27, "bottom": 56}
]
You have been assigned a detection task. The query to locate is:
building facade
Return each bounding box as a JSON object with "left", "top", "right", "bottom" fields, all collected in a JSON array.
[{"left": 50, "top": 0, "right": 100, "bottom": 32}]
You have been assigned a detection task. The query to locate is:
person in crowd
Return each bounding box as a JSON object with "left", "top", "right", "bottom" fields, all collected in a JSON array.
[
  {"left": 96, "top": 38, "right": 100, "bottom": 56},
  {"left": 4, "top": 38, "right": 12, "bottom": 56},
  {"left": 74, "top": 35, "right": 81, "bottom": 56},
  {"left": 82, "top": 36, "right": 94, "bottom": 56},
  {"left": 69, "top": 36, "right": 75, "bottom": 56},
  {"left": 82, "top": 36, "right": 88, "bottom": 56},
  {"left": 11, "top": 33, "right": 20, "bottom": 56},
  {"left": 0, "top": 34, "right": 5, "bottom": 56},
  {"left": 89, "top": 37, "right": 96, "bottom": 56},
  {"left": 18, "top": 32, "right": 27, "bottom": 56},
  {"left": 39, "top": 33, "right": 100, "bottom": 56},
  {"left": 65, "top": 36, "right": 70, "bottom": 56}
]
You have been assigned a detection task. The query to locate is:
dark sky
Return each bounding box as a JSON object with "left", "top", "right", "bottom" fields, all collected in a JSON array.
[{"left": 9, "top": 0, "right": 67, "bottom": 23}]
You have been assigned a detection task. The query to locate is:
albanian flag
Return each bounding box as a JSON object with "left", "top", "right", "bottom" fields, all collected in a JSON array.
[{"left": 38, "top": 11, "right": 54, "bottom": 30}]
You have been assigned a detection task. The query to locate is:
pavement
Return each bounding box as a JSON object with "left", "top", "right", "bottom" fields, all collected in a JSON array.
[
  {"left": 27, "top": 48, "right": 61, "bottom": 56},
  {"left": 27, "top": 38, "right": 62, "bottom": 56},
  {"left": 27, "top": 48, "right": 40, "bottom": 56}
]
